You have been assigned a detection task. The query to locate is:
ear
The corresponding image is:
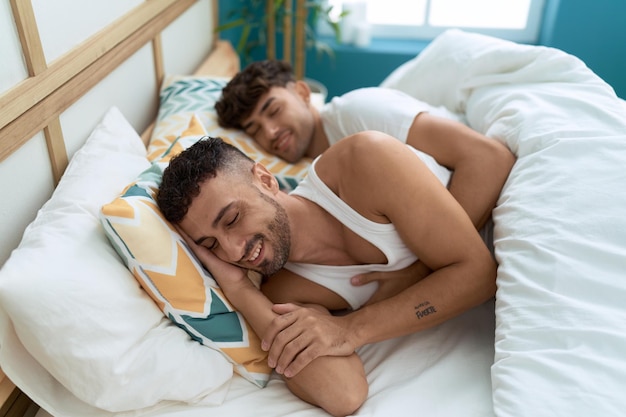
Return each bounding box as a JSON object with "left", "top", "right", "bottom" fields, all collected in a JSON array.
[
  {"left": 251, "top": 163, "right": 280, "bottom": 194},
  {"left": 293, "top": 80, "right": 312, "bottom": 104}
]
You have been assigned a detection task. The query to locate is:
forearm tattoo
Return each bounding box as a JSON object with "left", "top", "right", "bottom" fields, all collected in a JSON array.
[{"left": 414, "top": 301, "right": 437, "bottom": 319}]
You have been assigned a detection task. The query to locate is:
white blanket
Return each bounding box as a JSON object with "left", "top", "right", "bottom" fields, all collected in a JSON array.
[{"left": 382, "top": 29, "right": 626, "bottom": 417}]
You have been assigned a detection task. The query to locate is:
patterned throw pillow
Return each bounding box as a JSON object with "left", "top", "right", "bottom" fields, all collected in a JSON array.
[
  {"left": 148, "top": 75, "right": 311, "bottom": 191},
  {"left": 101, "top": 119, "right": 272, "bottom": 388}
]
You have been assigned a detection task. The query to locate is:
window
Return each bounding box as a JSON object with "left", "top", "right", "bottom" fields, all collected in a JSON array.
[{"left": 324, "top": 0, "right": 546, "bottom": 44}]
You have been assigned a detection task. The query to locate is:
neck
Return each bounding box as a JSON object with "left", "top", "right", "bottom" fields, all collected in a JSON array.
[
  {"left": 279, "top": 192, "right": 346, "bottom": 265},
  {"left": 305, "top": 108, "right": 330, "bottom": 158}
]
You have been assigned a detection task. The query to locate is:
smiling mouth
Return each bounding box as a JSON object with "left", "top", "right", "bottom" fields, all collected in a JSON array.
[
  {"left": 274, "top": 132, "right": 290, "bottom": 152},
  {"left": 246, "top": 240, "right": 263, "bottom": 264}
]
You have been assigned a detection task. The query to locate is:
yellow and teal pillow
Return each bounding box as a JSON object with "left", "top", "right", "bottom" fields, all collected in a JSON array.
[{"left": 101, "top": 119, "right": 271, "bottom": 387}]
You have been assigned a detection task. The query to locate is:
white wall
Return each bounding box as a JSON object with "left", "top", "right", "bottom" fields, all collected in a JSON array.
[{"left": 0, "top": 0, "right": 215, "bottom": 266}]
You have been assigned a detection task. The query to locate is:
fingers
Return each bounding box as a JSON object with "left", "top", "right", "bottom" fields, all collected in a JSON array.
[
  {"left": 263, "top": 304, "right": 321, "bottom": 377},
  {"left": 351, "top": 271, "right": 381, "bottom": 286},
  {"left": 281, "top": 345, "right": 319, "bottom": 378},
  {"left": 262, "top": 304, "right": 297, "bottom": 351},
  {"left": 263, "top": 304, "right": 355, "bottom": 378},
  {"left": 271, "top": 327, "right": 319, "bottom": 378},
  {"left": 270, "top": 321, "right": 322, "bottom": 377},
  {"left": 271, "top": 303, "right": 300, "bottom": 315}
]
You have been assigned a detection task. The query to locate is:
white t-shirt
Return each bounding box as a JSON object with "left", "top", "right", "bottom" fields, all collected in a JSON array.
[
  {"left": 319, "top": 86, "right": 457, "bottom": 197},
  {"left": 320, "top": 87, "right": 465, "bottom": 145}
]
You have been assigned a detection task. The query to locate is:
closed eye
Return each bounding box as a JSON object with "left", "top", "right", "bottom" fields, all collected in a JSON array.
[
  {"left": 206, "top": 213, "right": 237, "bottom": 251},
  {"left": 204, "top": 238, "right": 218, "bottom": 251},
  {"left": 227, "top": 213, "right": 239, "bottom": 226}
]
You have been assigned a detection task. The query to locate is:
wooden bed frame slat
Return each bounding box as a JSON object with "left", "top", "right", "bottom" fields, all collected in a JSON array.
[
  {"left": 262, "top": 0, "right": 305, "bottom": 79},
  {"left": 0, "top": 0, "right": 184, "bottom": 131},
  {"left": 0, "top": 370, "right": 35, "bottom": 417},
  {"left": 0, "top": 0, "right": 197, "bottom": 165},
  {"left": 10, "top": 0, "right": 68, "bottom": 183},
  {"left": 283, "top": 0, "right": 292, "bottom": 65},
  {"left": 293, "top": 0, "right": 306, "bottom": 80},
  {"left": 43, "top": 119, "right": 68, "bottom": 184},
  {"left": 151, "top": 34, "right": 166, "bottom": 93},
  {"left": 0, "top": 371, "right": 16, "bottom": 413},
  {"left": 10, "top": 0, "right": 46, "bottom": 74}
]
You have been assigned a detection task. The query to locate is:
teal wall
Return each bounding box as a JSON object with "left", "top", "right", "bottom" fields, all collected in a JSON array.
[
  {"left": 218, "top": 0, "right": 626, "bottom": 99},
  {"left": 538, "top": 0, "right": 626, "bottom": 99}
]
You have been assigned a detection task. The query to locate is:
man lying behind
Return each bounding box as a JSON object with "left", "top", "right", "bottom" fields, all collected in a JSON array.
[
  {"left": 157, "top": 132, "right": 509, "bottom": 415},
  {"left": 215, "top": 60, "right": 510, "bottom": 234}
]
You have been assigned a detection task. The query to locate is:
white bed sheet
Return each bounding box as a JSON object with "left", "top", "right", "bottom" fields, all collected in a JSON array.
[
  {"left": 33, "top": 302, "right": 495, "bottom": 417},
  {"left": 153, "top": 301, "right": 496, "bottom": 417}
]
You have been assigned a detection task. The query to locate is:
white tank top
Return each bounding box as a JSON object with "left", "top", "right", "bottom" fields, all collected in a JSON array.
[{"left": 285, "top": 146, "right": 452, "bottom": 310}]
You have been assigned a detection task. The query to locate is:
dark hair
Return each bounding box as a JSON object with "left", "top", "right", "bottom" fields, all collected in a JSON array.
[
  {"left": 215, "top": 60, "right": 295, "bottom": 129},
  {"left": 157, "top": 136, "right": 254, "bottom": 223}
]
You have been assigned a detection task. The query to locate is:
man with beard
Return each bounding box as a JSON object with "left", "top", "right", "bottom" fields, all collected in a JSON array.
[{"left": 157, "top": 132, "right": 508, "bottom": 415}]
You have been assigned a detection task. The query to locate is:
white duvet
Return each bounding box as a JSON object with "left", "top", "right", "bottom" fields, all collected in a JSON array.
[{"left": 382, "top": 29, "right": 626, "bottom": 417}]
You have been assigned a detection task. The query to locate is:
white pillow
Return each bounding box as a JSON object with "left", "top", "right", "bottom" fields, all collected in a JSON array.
[{"left": 0, "top": 107, "right": 233, "bottom": 416}]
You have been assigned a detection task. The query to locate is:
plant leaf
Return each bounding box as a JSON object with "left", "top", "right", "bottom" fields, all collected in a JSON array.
[{"left": 214, "top": 18, "right": 247, "bottom": 33}]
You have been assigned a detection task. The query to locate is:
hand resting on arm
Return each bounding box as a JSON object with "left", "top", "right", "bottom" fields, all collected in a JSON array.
[{"left": 176, "top": 227, "right": 368, "bottom": 417}]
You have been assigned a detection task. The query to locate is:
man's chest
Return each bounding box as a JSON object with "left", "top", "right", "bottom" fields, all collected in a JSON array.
[
  {"left": 307, "top": 161, "right": 392, "bottom": 266},
  {"left": 341, "top": 227, "right": 388, "bottom": 265}
]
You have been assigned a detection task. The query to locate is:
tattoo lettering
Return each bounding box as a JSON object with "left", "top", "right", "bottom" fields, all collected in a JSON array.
[{"left": 415, "top": 301, "right": 437, "bottom": 319}]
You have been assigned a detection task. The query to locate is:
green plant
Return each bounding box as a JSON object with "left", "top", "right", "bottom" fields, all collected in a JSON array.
[{"left": 215, "top": 0, "right": 346, "bottom": 65}]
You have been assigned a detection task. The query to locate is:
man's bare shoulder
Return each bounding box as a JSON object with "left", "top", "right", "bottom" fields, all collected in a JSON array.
[
  {"left": 314, "top": 131, "right": 412, "bottom": 211},
  {"left": 317, "top": 131, "right": 400, "bottom": 173}
]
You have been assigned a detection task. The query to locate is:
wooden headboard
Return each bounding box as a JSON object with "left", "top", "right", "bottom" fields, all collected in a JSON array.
[
  {"left": 0, "top": 1, "right": 239, "bottom": 415},
  {"left": 1, "top": 0, "right": 210, "bottom": 184}
]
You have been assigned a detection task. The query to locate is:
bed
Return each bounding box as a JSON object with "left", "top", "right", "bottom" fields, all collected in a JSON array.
[{"left": 1, "top": 1, "right": 626, "bottom": 416}]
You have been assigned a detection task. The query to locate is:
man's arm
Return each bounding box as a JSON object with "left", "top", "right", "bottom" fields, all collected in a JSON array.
[
  {"left": 178, "top": 231, "right": 367, "bottom": 417},
  {"left": 353, "top": 112, "right": 513, "bottom": 290},
  {"left": 407, "top": 113, "right": 515, "bottom": 229},
  {"left": 263, "top": 131, "right": 497, "bottom": 378}
]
